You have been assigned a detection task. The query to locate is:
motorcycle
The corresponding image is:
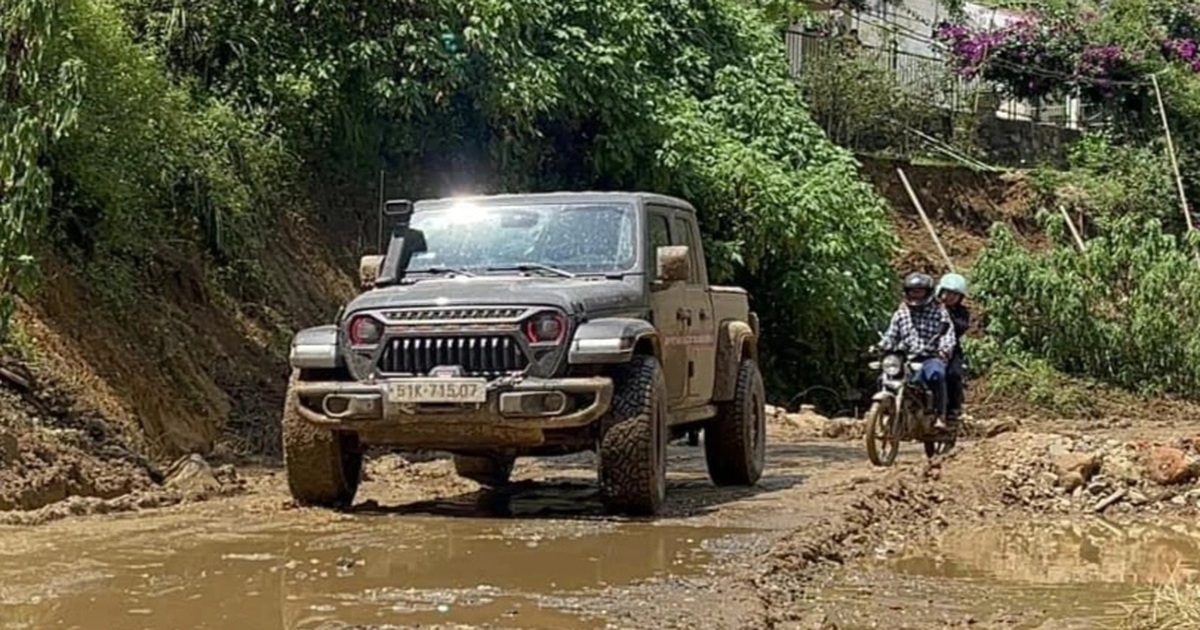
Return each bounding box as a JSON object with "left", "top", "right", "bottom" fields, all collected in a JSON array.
[{"left": 863, "top": 348, "right": 957, "bottom": 466}]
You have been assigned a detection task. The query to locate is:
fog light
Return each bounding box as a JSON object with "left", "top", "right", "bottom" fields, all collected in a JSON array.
[
  {"left": 499, "top": 392, "right": 568, "bottom": 416},
  {"left": 321, "top": 394, "right": 380, "bottom": 419},
  {"left": 523, "top": 392, "right": 566, "bottom": 414},
  {"left": 323, "top": 394, "right": 351, "bottom": 417}
]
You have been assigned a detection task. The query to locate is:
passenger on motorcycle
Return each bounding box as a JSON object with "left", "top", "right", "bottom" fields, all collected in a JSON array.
[
  {"left": 937, "top": 273, "right": 971, "bottom": 426},
  {"left": 878, "top": 272, "right": 957, "bottom": 430}
]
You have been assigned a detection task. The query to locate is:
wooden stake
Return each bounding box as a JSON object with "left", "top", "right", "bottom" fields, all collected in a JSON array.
[
  {"left": 1059, "top": 206, "right": 1085, "bottom": 251},
  {"left": 897, "top": 167, "right": 954, "bottom": 271},
  {"left": 1151, "top": 73, "right": 1193, "bottom": 232}
]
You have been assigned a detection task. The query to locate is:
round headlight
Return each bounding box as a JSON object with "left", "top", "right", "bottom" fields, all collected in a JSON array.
[
  {"left": 881, "top": 354, "right": 903, "bottom": 377},
  {"left": 524, "top": 311, "right": 566, "bottom": 344},
  {"left": 348, "top": 315, "right": 383, "bottom": 345}
]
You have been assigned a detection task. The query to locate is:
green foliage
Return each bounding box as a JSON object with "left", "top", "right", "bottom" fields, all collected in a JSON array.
[
  {"left": 0, "top": 0, "right": 83, "bottom": 338},
  {"left": 1033, "top": 132, "right": 1178, "bottom": 230},
  {"left": 973, "top": 218, "right": 1200, "bottom": 398},
  {"left": 49, "top": 0, "right": 289, "bottom": 270},
  {"left": 965, "top": 335, "right": 1098, "bottom": 416}
]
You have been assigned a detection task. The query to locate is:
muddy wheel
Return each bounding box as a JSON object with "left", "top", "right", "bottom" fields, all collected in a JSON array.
[
  {"left": 453, "top": 454, "right": 516, "bottom": 487},
  {"left": 598, "top": 355, "right": 668, "bottom": 516},
  {"left": 704, "top": 359, "right": 766, "bottom": 486},
  {"left": 282, "top": 372, "right": 363, "bottom": 508},
  {"left": 864, "top": 401, "right": 900, "bottom": 467}
]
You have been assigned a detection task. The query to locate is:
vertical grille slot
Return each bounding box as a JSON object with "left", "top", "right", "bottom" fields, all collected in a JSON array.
[{"left": 377, "top": 336, "right": 529, "bottom": 376}]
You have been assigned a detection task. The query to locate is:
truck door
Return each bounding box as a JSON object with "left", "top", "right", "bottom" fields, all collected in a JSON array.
[
  {"left": 646, "top": 208, "right": 688, "bottom": 407},
  {"left": 672, "top": 213, "right": 716, "bottom": 406}
]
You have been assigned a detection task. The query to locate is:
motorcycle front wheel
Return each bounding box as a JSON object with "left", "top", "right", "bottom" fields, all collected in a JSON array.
[{"left": 865, "top": 401, "right": 901, "bottom": 466}]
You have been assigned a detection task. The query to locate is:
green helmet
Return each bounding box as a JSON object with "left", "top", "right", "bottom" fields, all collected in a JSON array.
[{"left": 937, "top": 272, "right": 968, "bottom": 297}]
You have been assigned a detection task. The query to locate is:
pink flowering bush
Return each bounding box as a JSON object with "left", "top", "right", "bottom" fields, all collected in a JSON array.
[
  {"left": 935, "top": 7, "right": 1200, "bottom": 107},
  {"left": 934, "top": 14, "right": 1085, "bottom": 101}
]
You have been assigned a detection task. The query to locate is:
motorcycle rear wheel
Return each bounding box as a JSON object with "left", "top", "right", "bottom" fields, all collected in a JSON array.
[{"left": 865, "top": 402, "right": 901, "bottom": 466}]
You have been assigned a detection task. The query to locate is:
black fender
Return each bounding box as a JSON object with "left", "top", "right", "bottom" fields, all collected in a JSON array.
[{"left": 714, "top": 320, "right": 757, "bottom": 402}]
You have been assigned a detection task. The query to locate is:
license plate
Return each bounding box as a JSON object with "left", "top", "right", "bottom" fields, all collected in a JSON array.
[{"left": 386, "top": 378, "right": 487, "bottom": 404}]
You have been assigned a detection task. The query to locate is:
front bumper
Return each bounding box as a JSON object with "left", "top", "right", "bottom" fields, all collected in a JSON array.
[{"left": 291, "top": 376, "right": 613, "bottom": 433}]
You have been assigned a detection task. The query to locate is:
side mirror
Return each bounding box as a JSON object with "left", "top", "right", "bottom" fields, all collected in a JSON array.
[
  {"left": 359, "top": 255, "right": 384, "bottom": 289},
  {"left": 655, "top": 245, "right": 691, "bottom": 285},
  {"left": 384, "top": 199, "right": 413, "bottom": 218}
]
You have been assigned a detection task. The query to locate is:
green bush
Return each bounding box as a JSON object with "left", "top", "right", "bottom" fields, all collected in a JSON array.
[
  {"left": 973, "top": 217, "right": 1200, "bottom": 397},
  {"left": 1, "top": 0, "right": 83, "bottom": 337},
  {"left": 48, "top": 0, "right": 289, "bottom": 267},
  {"left": 1033, "top": 133, "right": 1178, "bottom": 231}
]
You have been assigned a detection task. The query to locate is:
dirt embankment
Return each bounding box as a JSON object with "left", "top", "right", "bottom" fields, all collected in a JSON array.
[
  {"left": 0, "top": 207, "right": 359, "bottom": 512},
  {"left": 857, "top": 156, "right": 1044, "bottom": 273}
]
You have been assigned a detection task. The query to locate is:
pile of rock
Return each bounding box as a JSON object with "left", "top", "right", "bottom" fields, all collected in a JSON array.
[
  {"left": 765, "top": 405, "right": 863, "bottom": 440},
  {"left": 764, "top": 404, "right": 1019, "bottom": 443},
  {"left": 978, "top": 432, "right": 1200, "bottom": 514}
]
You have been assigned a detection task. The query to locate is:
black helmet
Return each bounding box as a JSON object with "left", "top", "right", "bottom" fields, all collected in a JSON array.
[{"left": 903, "top": 272, "right": 935, "bottom": 307}]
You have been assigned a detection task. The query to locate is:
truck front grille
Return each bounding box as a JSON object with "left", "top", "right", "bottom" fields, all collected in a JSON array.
[{"left": 376, "top": 336, "right": 529, "bottom": 376}]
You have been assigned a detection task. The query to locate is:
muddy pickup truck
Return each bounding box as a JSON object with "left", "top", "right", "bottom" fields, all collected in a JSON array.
[{"left": 282, "top": 192, "right": 765, "bottom": 515}]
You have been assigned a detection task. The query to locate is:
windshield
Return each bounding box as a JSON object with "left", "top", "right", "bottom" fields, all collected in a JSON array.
[{"left": 392, "top": 201, "right": 638, "bottom": 276}]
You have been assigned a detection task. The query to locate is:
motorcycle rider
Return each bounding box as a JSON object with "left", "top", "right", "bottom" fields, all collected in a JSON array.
[
  {"left": 878, "top": 272, "right": 957, "bottom": 430},
  {"left": 937, "top": 273, "right": 971, "bottom": 426}
]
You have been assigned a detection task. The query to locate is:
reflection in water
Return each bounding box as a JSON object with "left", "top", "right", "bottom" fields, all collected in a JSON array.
[
  {"left": 893, "top": 519, "right": 1200, "bottom": 587},
  {"left": 813, "top": 520, "right": 1200, "bottom": 629},
  {"left": 0, "top": 517, "right": 735, "bottom": 630}
]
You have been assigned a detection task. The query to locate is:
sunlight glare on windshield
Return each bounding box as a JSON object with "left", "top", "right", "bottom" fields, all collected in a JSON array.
[{"left": 444, "top": 201, "right": 485, "bottom": 224}]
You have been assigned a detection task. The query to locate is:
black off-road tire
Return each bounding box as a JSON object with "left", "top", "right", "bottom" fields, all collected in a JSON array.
[
  {"left": 453, "top": 454, "right": 516, "bottom": 487},
  {"left": 704, "top": 359, "right": 767, "bottom": 486},
  {"left": 598, "top": 355, "right": 668, "bottom": 516},
  {"left": 282, "top": 372, "right": 363, "bottom": 508}
]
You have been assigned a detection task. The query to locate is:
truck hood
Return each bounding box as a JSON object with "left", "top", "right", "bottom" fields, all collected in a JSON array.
[{"left": 344, "top": 275, "right": 646, "bottom": 316}]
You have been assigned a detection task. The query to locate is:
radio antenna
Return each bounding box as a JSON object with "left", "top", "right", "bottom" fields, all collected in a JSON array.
[{"left": 375, "top": 169, "right": 385, "bottom": 253}]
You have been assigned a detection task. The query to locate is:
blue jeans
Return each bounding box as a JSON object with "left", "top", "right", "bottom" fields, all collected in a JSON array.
[{"left": 915, "top": 358, "right": 948, "bottom": 419}]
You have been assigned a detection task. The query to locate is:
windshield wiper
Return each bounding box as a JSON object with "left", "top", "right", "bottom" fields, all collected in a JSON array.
[
  {"left": 403, "top": 265, "right": 476, "bottom": 279},
  {"left": 485, "top": 263, "right": 575, "bottom": 278}
]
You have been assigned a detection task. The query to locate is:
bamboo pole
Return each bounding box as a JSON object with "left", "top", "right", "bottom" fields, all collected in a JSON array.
[
  {"left": 896, "top": 167, "right": 954, "bottom": 271},
  {"left": 1151, "top": 73, "right": 1194, "bottom": 232},
  {"left": 1059, "top": 206, "right": 1086, "bottom": 251}
]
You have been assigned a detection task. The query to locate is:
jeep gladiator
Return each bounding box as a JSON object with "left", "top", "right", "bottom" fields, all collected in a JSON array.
[{"left": 283, "top": 192, "right": 765, "bottom": 516}]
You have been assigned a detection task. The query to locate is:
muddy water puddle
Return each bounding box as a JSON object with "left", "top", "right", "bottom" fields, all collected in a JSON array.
[
  {"left": 0, "top": 514, "right": 745, "bottom": 630},
  {"left": 822, "top": 519, "right": 1200, "bottom": 628}
]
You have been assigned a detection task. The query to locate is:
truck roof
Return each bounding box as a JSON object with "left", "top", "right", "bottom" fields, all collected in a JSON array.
[{"left": 412, "top": 191, "right": 697, "bottom": 214}]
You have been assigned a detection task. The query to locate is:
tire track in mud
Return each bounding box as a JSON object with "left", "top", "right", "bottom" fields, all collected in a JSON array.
[{"left": 746, "top": 459, "right": 951, "bottom": 629}]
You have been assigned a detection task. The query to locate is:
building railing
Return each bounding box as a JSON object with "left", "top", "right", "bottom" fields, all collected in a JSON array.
[{"left": 784, "top": 29, "right": 1083, "bottom": 127}]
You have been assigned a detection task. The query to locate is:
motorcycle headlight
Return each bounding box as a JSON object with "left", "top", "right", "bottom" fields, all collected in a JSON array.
[{"left": 881, "top": 354, "right": 903, "bottom": 377}]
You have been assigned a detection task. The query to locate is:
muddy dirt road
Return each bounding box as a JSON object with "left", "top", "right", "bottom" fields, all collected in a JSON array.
[
  {"left": 4, "top": 415, "right": 1200, "bottom": 630},
  {"left": 0, "top": 420, "right": 871, "bottom": 630}
]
